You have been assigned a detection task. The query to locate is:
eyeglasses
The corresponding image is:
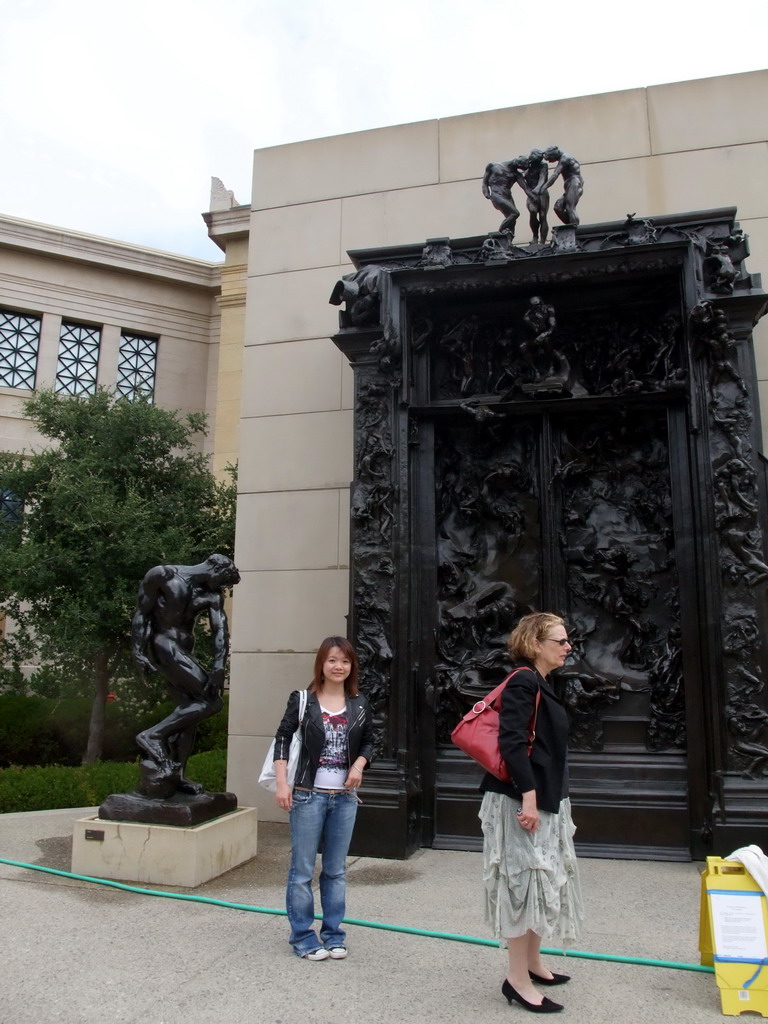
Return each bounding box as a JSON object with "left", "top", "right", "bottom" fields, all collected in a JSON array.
[{"left": 543, "top": 637, "right": 571, "bottom": 647}]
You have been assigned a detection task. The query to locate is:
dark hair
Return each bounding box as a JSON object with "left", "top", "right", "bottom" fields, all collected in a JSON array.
[{"left": 311, "top": 636, "right": 359, "bottom": 697}]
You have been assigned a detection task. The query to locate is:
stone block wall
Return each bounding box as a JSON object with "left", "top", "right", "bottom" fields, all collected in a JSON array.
[{"left": 229, "top": 70, "right": 768, "bottom": 818}]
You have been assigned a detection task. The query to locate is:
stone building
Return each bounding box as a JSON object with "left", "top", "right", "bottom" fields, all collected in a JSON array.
[
  {"left": 0, "top": 214, "right": 223, "bottom": 457},
  {"left": 3, "top": 68, "right": 768, "bottom": 860}
]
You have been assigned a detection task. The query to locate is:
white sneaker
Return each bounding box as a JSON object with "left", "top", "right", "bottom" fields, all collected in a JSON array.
[
  {"left": 302, "top": 948, "right": 330, "bottom": 961},
  {"left": 327, "top": 946, "right": 348, "bottom": 959}
]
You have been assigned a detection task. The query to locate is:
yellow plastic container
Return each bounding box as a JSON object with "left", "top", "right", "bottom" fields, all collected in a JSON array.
[{"left": 700, "top": 856, "right": 768, "bottom": 1017}]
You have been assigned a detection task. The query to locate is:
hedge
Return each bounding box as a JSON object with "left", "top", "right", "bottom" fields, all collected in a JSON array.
[{"left": 0, "top": 748, "right": 228, "bottom": 814}]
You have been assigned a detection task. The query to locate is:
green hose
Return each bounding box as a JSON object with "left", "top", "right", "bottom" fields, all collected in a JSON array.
[{"left": 0, "top": 856, "right": 714, "bottom": 975}]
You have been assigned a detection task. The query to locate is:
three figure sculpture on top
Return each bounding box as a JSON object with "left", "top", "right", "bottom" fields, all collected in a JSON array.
[{"left": 482, "top": 146, "right": 583, "bottom": 243}]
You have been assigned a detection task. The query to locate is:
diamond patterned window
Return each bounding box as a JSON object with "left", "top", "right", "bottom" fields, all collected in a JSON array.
[
  {"left": 0, "top": 489, "right": 22, "bottom": 527},
  {"left": 0, "top": 309, "right": 41, "bottom": 390},
  {"left": 116, "top": 332, "right": 158, "bottom": 401},
  {"left": 55, "top": 321, "right": 101, "bottom": 395}
]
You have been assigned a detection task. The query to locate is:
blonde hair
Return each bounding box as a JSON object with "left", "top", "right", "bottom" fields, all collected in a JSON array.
[{"left": 507, "top": 612, "right": 565, "bottom": 660}]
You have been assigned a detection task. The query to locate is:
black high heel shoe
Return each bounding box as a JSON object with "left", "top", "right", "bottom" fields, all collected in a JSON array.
[
  {"left": 502, "top": 979, "right": 563, "bottom": 1013},
  {"left": 529, "top": 971, "right": 571, "bottom": 986}
]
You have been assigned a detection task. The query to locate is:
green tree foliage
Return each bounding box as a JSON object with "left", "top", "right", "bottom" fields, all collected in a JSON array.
[{"left": 0, "top": 389, "right": 236, "bottom": 763}]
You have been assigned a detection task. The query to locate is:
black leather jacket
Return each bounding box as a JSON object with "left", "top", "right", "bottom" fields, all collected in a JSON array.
[{"left": 273, "top": 689, "right": 374, "bottom": 790}]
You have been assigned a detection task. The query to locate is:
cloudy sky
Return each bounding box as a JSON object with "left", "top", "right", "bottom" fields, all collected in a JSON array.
[{"left": 1, "top": 0, "right": 766, "bottom": 261}]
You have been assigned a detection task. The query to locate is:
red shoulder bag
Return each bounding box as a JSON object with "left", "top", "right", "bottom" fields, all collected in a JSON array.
[{"left": 450, "top": 669, "right": 540, "bottom": 782}]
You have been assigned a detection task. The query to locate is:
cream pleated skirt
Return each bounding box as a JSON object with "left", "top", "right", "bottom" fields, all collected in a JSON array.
[{"left": 479, "top": 791, "right": 584, "bottom": 948}]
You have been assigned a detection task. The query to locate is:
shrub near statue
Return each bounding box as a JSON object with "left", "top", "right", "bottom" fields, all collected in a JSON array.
[{"left": 99, "top": 553, "right": 241, "bottom": 827}]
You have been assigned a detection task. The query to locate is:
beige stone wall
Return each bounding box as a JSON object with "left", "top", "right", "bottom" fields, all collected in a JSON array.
[
  {"left": 230, "top": 69, "right": 768, "bottom": 817},
  {"left": 0, "top": 215, "right": 221, "bottom": 457},
  {"left": 203, "top": 206, "right": 250, "bottom": 478}
]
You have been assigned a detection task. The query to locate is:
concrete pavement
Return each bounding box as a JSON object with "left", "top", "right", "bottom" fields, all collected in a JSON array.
[{"left": 0, "top": 807, "right": 729, "bottom": 1024}]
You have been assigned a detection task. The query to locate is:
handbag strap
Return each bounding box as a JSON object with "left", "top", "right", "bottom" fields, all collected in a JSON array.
[
  {"left": 297, "top": 688, "right": 307, "bottom": 734},
  {"left": 528, "top": 685, "right": 541, "bottom": 749},
  {"left": 486, "top": 668, "right": 540, "bottom": 749},
  {"left": 485, "top": 668, "right": 523, "bottom": 710}
]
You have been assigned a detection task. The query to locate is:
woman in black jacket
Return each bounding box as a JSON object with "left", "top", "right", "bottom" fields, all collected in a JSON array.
[
  {"left": 479, "top": 613, "right": 583, "bottom": 1013},
  {"left": 273, "top": 636, "right": 374, "bottom": 961}
]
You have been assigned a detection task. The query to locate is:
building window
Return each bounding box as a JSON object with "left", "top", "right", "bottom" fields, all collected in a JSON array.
[
  {"left": 55, "top": 321, "right": 101, "bottom": 395},
  {"left": 0, "top": 489, "right": 22, "bottom": 527},
  {"left": 116, "top": 332, "right": 157, "bottom": 401},
  {"left": 0, "top": 309, "right": 41, "bottom": 390}
]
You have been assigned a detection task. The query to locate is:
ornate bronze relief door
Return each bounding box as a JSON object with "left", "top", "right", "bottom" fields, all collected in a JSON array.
[
  {"left": 332, "top": 210, "right": 768, "bottom": 861},
  {"left": 425, "top": 405, "right": 687, "bottom": 857}
]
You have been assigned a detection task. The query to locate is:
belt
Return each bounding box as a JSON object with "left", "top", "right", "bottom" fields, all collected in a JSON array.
[{"left": 294, "top": 786, "right": 345, "bottom": 794}]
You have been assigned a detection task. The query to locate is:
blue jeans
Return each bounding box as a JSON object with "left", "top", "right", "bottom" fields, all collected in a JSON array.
[{"left": 287, "top": 788, "right": 359, "bottom": 956}]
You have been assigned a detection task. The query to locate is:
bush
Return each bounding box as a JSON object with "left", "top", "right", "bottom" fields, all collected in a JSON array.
[
  {"left": 186, "top": 748, "right": 227, "bottom": 792},
  {"left": 0, "top": 694, "right": 66, "bottom": 767},
  {"left": 0, "top": 748, "right": 227, "bottom": 814},
  {"left": 0, "top": 761, "right": 139, "bottom": 813}
]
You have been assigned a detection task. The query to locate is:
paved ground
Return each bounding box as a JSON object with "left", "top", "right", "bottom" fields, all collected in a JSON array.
[{"left": 0, "top": 807, "right": 734, "bottom": 1024}]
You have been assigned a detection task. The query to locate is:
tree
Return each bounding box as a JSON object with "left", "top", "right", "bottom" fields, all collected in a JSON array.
[{"left": 0, "top": 389, "right": 237, "bottom": 762}]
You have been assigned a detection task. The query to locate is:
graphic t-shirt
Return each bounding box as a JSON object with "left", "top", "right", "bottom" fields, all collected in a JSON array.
[{"left": 313, "top": 705, "right": 349, "bottom": 789}]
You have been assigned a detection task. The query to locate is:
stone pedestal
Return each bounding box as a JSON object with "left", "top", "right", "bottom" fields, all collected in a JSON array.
[
  {"left": 551, "top": 223, "right": 578, "bottom": 251},
  {"left": 71, "top": 806, "right": 258, "bottom": 887}
]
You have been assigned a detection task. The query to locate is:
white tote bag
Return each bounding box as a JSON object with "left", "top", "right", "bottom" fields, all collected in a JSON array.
[{"left": 258, "top": 689, "right": 308, "bottom": 792}]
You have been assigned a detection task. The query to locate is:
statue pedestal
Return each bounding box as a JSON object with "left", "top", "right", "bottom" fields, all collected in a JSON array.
[
  {"left": 71, "top": 806, "right": 258, "bottom": 888},
  {"left": 551, "top": 224, "right": 578, "bottom": 251},
  {"left": 98, "top": 788, "right": 237, "bottom": 826}
]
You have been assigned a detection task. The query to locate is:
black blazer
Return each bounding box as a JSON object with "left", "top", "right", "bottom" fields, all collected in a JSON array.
[{"left": 479, "top": 660, "right": 570, "bottom": 813}]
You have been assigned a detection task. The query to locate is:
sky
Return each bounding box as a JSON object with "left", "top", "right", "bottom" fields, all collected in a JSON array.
[{"left": 1, "top": 0, "right": 766, "bottom": 261}]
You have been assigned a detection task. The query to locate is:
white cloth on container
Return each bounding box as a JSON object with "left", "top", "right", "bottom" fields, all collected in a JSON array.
[
  {"left": 726, "top": 844, "right": 768, "bottom": 895},
  {"left": 479, "top": 791, "right": 584, "bottom": 948}
]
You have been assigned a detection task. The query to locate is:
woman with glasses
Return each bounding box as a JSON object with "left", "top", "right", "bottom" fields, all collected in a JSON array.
[{"left": 479, "top": 613, "right": 584, "bottom": 1013}]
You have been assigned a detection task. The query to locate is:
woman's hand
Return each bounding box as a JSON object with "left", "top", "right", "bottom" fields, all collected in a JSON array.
[
  {"left": 344, "top": 762, "right": 364, "bottom": 790},
  {"left": 516, "top": 791, "right": 540, "bottom": 833},
  {"left": 275, "top": 779, "right": 293, "bottom": 810},
  {"left": 274, "top": 759, "right": 292, "bottom": 810}
]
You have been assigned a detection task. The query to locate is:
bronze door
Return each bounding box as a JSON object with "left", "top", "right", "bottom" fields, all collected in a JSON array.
[
  {"left": 335, "top": 211, "right": 768, "bottom": 860},
  {"left": 425, "top": 404, "right": 690, "bottom": 858}
]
